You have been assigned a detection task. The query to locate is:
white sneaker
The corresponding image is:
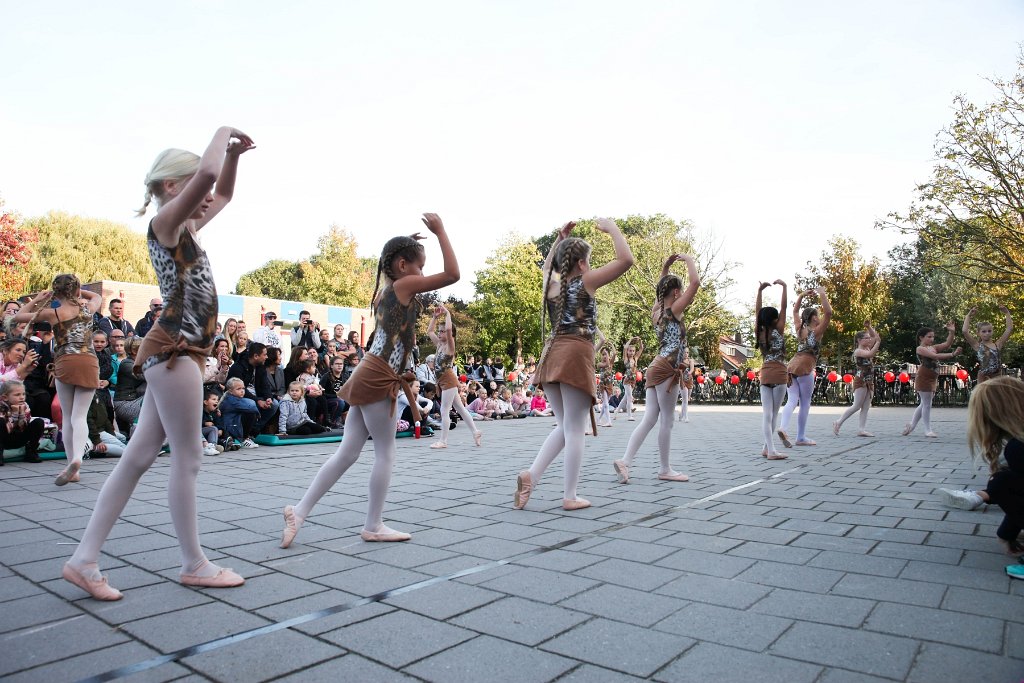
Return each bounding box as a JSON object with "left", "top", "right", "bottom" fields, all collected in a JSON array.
[
  {"left": 938, "top": 488, "right": 984, "bottom": 511},
  {"left": 202, "top": 444, "right": 219, "bottom": 456},
  {"left": 241, "top": 438, "right": 260, "bottom": 449}
]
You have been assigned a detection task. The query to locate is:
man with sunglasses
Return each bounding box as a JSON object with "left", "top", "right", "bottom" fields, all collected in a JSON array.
[{"left": 135, "top": 298, "right": 163, "bottom": 338}]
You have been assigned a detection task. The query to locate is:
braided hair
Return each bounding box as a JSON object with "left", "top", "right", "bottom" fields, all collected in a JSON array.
[
  {"left": 756, "top": 307, "right": 779, "bottom": 355},
  {"left": 542, "top": 237, "right": 591, "bottom": 338},
  {"left": 799, "top": 307, "right": 818, "bottom": 332},
  {"left": 368, "top": 235, "right": 427, "bottom": 354},
  {"left": 654, "top": 274, "right": 682, "bottom": 346}
]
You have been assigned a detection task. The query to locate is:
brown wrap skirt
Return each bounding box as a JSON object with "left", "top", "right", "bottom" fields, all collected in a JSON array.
[
  {"left": 437, "top": 368, "right": 459, "bottom": 391},
  {"left": 54, "top": 354, "right": 101, "bottom": 389},
  {"left": 646, "top": 355, "right": 681, "bottom": 391},
  {"left": 134, "top": 325, "right": 210, "bottom": 377},
  {"left": 914, "top": 366, "right": 937, "bottom": 393},
  {"left": 759, "top": 360, "right": 788, "bottom": 386},
  {"left": 852, "top": 376, "right": 874, "bottom": 393},
  {"left": 787, "top": 352, "right": 816, "bottom": 378},
  {"left": 339, "top": 353, "right": 420, "bottom": 423},
  {"left": 534, "top": 335, "right": 598, "bottom": 434}
]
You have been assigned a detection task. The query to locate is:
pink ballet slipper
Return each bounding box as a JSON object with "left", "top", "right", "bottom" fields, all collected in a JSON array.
[
  {"left": 612, "top": 459, "right": 629, "bottom": 484},
  {"left": 562, "top": 497, "right": 591, "bottom": 511},
  {"left": 514, "top": 470, "right": 532, "bottom": 509},
  {"left": 360, "top": 526, "right": 411, "bottom": 542},
  {"left": 63, "top": 562, "right": 122, "bottom": 601},
  {"left": 280, "top": 505, "right": 302, "bottom": 549},
  {"left": 180, "top": 565, "right": 245, "bottom": 588}
]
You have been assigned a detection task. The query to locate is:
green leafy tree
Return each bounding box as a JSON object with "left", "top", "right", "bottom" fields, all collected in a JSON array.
[
  {"left": 235, "top": 225, "right": 376, "bottom": 306},
  {"left": 21, "top": 211, "right": 156, "bottom": 291},
  {"left": 796, "top": 235, "right": 892, "bottom": 367},
  {"left": 880, "top": 54, "right": 1024, "bottom": 291},
  {"left": 468, "top": 236, "right": 544, "bottom": 361},
  {"left": 0, "top": 199, "right": 37, "bottom": 300},
  {"left": 538, "top": 215, "right": 738, "bottom": 370}
]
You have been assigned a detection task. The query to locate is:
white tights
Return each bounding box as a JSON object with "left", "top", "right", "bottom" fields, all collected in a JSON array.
[
  {"left": 527, "top": 383, "right": 591, "bottom": 501},
  {"left": 55, "top": 380, "right": 94, "bottom": 465},
  {"left": 294, "top": 399, "right": 397, "bottom": 532},
  {"left": 439, "top": 387, "right": 478, "bottom": 444},
  {"left": 759, "top": 384, "right": 787, "bottom": 452},
  {"left": 780, "top": 373, "right": 814, "bottom": 442},
  {"left": 69, "top": 361, "right": 218, "bottom": 579},
  {"left": 836, "top": 387, "right": 872, "bottom": 432},
  {"left": 597, "top": 389, "right": 611, "bottom": 425},
  {"left": 616, "top": 386, "right": 634, "bottom": 417},
  {"left": 622, "top": 382, "right": 682, "bottom": 475},
  {"left": 908, "top": 391, "right": 934, "bottom": 433},
  {"left": 677, "top": 386, "right": 690, "bottom": 421}
]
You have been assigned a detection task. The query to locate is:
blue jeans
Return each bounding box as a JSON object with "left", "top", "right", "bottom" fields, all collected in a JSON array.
[{"left": 219, "top": 394, "right": 260, "bottom": 440}]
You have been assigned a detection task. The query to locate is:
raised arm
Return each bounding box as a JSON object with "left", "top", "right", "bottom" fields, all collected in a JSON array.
[
  {"left": 80, "top": 289, "right": 103, "bottom": 315},
  {"left": 11, "top": 290, "right": 53, "bottom": 324},
  {"left": 543, "top": 222, "right": 575, "bottom": 279},
  {"left": 998, "top": 305, "right": 1014, "bottom": 348},
  {"left": 151, "top": 126, "right": 253, "bottom": 247},
  {"left": 582, "top": 218, "right": 634, "bottom": 294},
  {"left": 918, "top": 344, "right": 963, "bottom": 361},
  {"left": 962, "top": 307, "right": 980, "bottom": 350},
  {"left": 774, "top": 280, "right": 788, "bottom": 333},
  {"left": 669, "top": 255, "right": 700, "bottom": 318},
  {"left": 442, "top": 307, "right": 454, "bottom": 351},
  {"left": 393, "top": 213, "right": 460, "bottom": 304},
  {"left": 426, "top": 307, "right": 442, "bottom": 346},
  {"left": 662, "top": 254, "right": 683, "bottom": 279},
  {"left": 814, "top": 287, "right": 832, "bottom": 336},
  {"left": 934, "top": 322, "right": 956, "bottom": 352},
  {"left": 791, "top": 291, "right": 807, "bottom": 331},
  {"left": 193, "top": 135, "right": 257, "bottom": 230}
]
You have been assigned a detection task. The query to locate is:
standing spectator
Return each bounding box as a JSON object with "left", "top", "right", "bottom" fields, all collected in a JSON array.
[
  {"left": 227, "top": 342, "right": 278, "bottom": 441},
  {"left": 291, "top": 310, "right": 321, "bottom": 350},
  {"left": 98, "top": 299, "right": 135, "bottom": 338},
  {"left": 134, "top": 298, "right": 163, "bottom": 337},
  {"left": 219, "top": 318, "right": 238, "bottom": 358},
  {"left": 251, "top": 311, "right": 282, "bottom": 348}
]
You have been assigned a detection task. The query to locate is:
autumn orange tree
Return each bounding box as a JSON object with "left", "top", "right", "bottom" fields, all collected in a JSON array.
[{"left": 0, "top": 199, "right": 38, "bottom": 301}]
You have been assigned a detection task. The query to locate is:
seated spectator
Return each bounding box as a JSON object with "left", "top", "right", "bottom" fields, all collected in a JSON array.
[
  {"left": 135, "top": 298, "right": 163, "bottom": 337},
  {"left": 511, "top": 386, "right": 531, "bottom": 417},
  {"left": 608, "top": 385, "right": 623, "bottom": 410},
  {"left": 284, "top": 347, "right": 310, "bottom": 386},
  {"left": 219, "top": 318, "right": 238, "bottom": 358},
  {"left": 24, "top": 321, "right": 56, "bottom": 420},
  {"left": 467, "top": 392, "right": 496, "bottom": 420},
  {"left": 319, "top": 355, "right": 348, "bottom": 428},
  {"left": 97, "top": 298, "right": 135, "bottom": 338},
  {"left": 297, "top": 359, "right": 328, "bottom": 424},
  {"left": 0, "top": 379, "right": 44, "bottom": 464},
  {"left": 530, "top": 387, "right": 553, "bottom": 416},
  {"left": 86, "top": 389, "right": 126, "bottom": 458},
  {"left": 421, "top": 381, "right": 442, "bottom": 427},
  {"left": 415, "top": 354, "right": 437, "bottom": 385},
  {"left": 342, "top": 352, "right": 359, "bottom": 385},
  {"left": 397, "top": 379, "right": 433, "bottom": 428},
  {"left": 233, "top": 329, "right": 250, "bottom": 361},
  {"left": 337, "top": 330, "right": 364, "bottom": 362},
  {"left": 203, "top": 390, "right": 235, "bottom": 452},
  {"left": 0, "top": 338, "right": 38, "bottom": 382},
  {"left": 332, "top": 324, "right": 346, "bottom": 345},
  {"left": 204, "top": 338, "right": 232, "bottom": 395},
  {"left": 251, "top": 311, "right": 282, "bottom": 348},
  {"left": 108, "top": 333, "right": 127, "bottom": 385},
  {"left": 290, "top": 310, "right": 322, "bottom": 350},
  {"left": 112, "top": 338, "right": 146, "bottom": 435},
  {"left": 219, "top": 378, "right": 261, "bottom": 448},
  {"left": 279, "top": 381, "right": 329, "bottom": 436},
  {"left": 226, "top": 342, "right": 278, "bottom": 440},
  {"left": 494, "top": 386, "right": 517, "bottom": 419},
  {"left": 264, "top": 347, "right": 286, "bottom": 400}
]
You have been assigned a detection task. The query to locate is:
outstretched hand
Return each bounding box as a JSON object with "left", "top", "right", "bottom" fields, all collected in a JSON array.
[
  {"left": 773, "top": 279, "right": 786, "bottom": 287},
  {"left": 226, "top": 129, "right": 255, "bottom": 154},
  {"left": 421, "top": 213, "right": 445, "bottom": 235},
  {"left": 558, "top": 221, "right": 575, "bottom": 239},
  {"left": 595, "top": 217, "right": 618, "bottom": 234},
  {"left": 945, "top": 321, "right": 956, "bottom": 332},
  {"left": 759, "top": 282, "right": 771, "bottom": 292}
]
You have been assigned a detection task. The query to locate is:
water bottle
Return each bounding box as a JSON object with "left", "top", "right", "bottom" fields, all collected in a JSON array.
[{"left": 414, "top": 421, "right": 421, "bottom": 439}]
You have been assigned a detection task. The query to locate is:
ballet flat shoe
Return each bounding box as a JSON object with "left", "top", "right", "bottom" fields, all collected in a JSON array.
[{"left": 63, "top": 562, "right": 122, "bottom": 601}]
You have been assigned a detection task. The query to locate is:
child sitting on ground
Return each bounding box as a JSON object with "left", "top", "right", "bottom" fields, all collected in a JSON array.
[
  {"left": 279, "top": 381, "right": 329, "bottom": 436},
  {"left": 86, "top": 389, "right": 127, "bottom": 458},
  {"left": 220, "top": 378, "right": 261, "bottom": 448},
  {"left": 297, "top": 360, "right": 328, "bottom": 425},
  {"left": 201, "top": 390, "right": 229, "bottom": 454},
  {"left": 938, "top": 376, "right": 1024, "bottom": 573},
  {"left": 530, "top": 387, "right": 553, "bottom": 416},
  {"left": 0, "top": 379, "right": 44, "bottom": 464}
]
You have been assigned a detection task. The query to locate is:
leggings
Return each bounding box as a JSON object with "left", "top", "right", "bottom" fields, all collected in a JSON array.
[
  {"left": 622, "top": 381, "right": 680, "bottom": 474},
  {"left": 438, "top": 387, "right": 478, "bottom": 444},
  {"left": 55, "top": 380, "right": 95, "bottom": 466},
  {"left": 780, "top": 373, "right": 814, "bottom": 442},
  {"left": 836, "top": 387, "right": 872, "bottom": 432},
  {"left": 70, "top": 360, "right": 214, "bottom": 577},
  {"left": 526, "top": 383, "right": 591, "bottom": 501},
  {"left": 616, "top": 385, "right": 634, "bottom": 417},
  {"left": 759, "top": 384, "right": 787, "bottom": 452},
  {"left": 294, "top": 399, "right": 397, "bottom": 532},
  {"left": 597, "top": 389, "right": 611, "bottom": 425},
  {"left": 678, "top": 386, "right": 690, "bottom": 421},
  {"left": 908, "top": 391, "right": 934, "bottom": 433}
]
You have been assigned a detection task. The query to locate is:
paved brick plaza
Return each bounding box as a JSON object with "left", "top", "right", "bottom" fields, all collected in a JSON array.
[{"left": 1, "top": 405, "right": 1021, "bottom": 682}]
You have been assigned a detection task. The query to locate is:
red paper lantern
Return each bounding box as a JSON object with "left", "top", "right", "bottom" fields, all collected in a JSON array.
[
  {"left": 636, "top": 371, "right": 643, "bottom": 383},
  {"left": 898, "top": 371, "right": 910, "bottom": 384},
  {"left": 843, "top": 373, "right": 853, "bottom": 383},
  {"left": 746, "top": 370, "right": 756, "bottom": 381},
  {"left": 696, "top": 375, "right": 705, "bottom": 384},
  {"left": 507, "top": 372, "right": 518, "bottom": 382},
  {"left": 459, "top": 374, "right": 468, "bottom": 383},
  {"left": 884, "top": 371, "right": 895, "bottom": 383},
  {"left": 956, "top": 368, "right": 969, "bottom": 381},
  {"left": 730, "top": 375, "right": 740, "bottom": 385},
  {"left": 714, "top": 375, "right": 725, "bottom": 385},
  {"left": 827, "top": 371, "right": 838, "bottom": 383},
  {"left": 614, "top": 372, "right": 623, "bottom": 381}
]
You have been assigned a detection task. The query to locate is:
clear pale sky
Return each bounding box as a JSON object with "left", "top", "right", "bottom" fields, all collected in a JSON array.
[{"left": 2, "top": 1, "right": 1021, "bottom": 310}]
